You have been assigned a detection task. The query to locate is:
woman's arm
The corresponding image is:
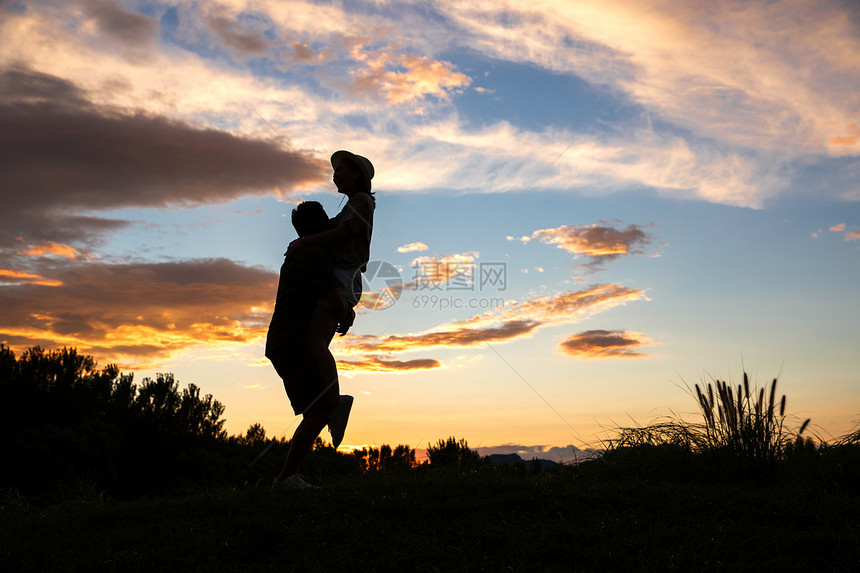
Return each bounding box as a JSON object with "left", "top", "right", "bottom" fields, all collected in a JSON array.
[{"left": 286, "top": 220, "right": 350, "bottom": 258}]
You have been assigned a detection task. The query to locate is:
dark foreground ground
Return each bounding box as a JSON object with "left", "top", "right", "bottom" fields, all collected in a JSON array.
[{"left": 3, "top": 471, "right": 859, "bottom": 572}]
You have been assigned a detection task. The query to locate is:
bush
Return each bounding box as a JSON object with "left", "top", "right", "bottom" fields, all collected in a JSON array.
[{"left": 427, "top": 437, "right": 483, "bottom": 472}]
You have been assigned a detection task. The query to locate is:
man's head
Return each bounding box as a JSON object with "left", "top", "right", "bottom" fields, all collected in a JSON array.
[{"left": 291, "top": 201, "right": 329, "bottom": 238}]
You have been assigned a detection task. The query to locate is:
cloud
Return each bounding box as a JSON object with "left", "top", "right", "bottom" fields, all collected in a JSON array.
[
  {"left": 408, "top": 252, "right": 479, "bottom": 288},
  {"left": 342, "top": 320, "right": 539, "bottom": 354},
  {"left": 349, "top": 47, "right": 472, "bottom": 109},
  {"left": 397, "top": 242, "right": 429, "bottom": 253},
  {"left": 0, "top": 3, "right": 800, "bottom": 208},
  {"left": 436, "top": 0, "right": 860, "bottom": 156},
  {"left": 0, "top": 66, "right": 323, "bottom": 209},
  {"left": 558, "top": 329, "right": 653, "bottom": 359},
  {"left": 476, "top": 443, "right": 600, "bottom": 462},
  {"left": 81, "top": 0, "right": 158, "bottom": 47},
  {"left": 204, "top": 11, "right": 271, "bottom": 56},
  {"left": 0, "top": 7, "right": 327, "bottom": 127},
  {"left": 338, "top": 355, "right": 442, "bottom": 373},
  {"left": 823, "top": 223, "right": 859, "bottom": 241},
  {"left": 531, "top": 222, "right": 654, "bottom": 270},
  {"left": 0, "top": 66, "right": 325, "bottom": 247},
  {"left": 0, "top": 257, "right": 277, "bottom": 367},
  {"left": 357, "top": 284, "right": 404, "bottom": 311},
  {"left": 0, "top": 269, "right": 63, "bottom": 288},
  {"left": 369, "top": 116, "right": 782, "bottom": 207},
  {"left": 336, "top": 283, "right": 647, "bottom": 355},
  {"left": 288, "top": 42, "right": 321, "bottom": 63},
  {"left": 17, "top": 241, "right": 90, "bottom": 260},
  {"left": 829, "top": 124, "right": 859, "bottom": 148}
]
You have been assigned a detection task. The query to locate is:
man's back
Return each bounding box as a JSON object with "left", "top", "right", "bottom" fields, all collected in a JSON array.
[{"left": 265, "top": 244, "right": 339, "bottom": 357}]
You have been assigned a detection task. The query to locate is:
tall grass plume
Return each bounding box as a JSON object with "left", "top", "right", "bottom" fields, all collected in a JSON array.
[{"left": 694, "top": 373, "right": 810, "bottom": 468}]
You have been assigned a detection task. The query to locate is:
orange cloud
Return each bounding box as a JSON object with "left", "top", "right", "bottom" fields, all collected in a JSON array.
[
  {"left": 336, "top": 284, "right": 647, "bottom": 356},
  {"left": 397, "top": 242, "right": 429, "bottom": 253},
  {"left": 846, "top": 231, "right": 860, "bottom": 241},
  {"left": 350, "top": 47, "right": 472, "bottom": 108},
  {"left": 531, "top": 222, "right": 654, "bottom": 270},
  {"left": 338, "top": 355, "right": 442, "bottom": 373},
  {"left": 340, "top": 320, "right": 539, "bottom": 354},
  {"left": 0, "top": 258, "right": 276, "bottom": 367},
  {"left": 558, "top": 330, "right": 653, "bottom": 359},
  {"left": 408, "top": 252, "right": 478, "bottom": 288},
  {"left": 0, "top": 269, "right": 63, "bottom": 287},
  {"left": 533, "top": 222, "right": 651, "bottom": 256},
  {"left": 357, "top": 284, "right": 404, "bottom": 311},
  {"left": 18, "top": 241, "right": 87, "bottom": 259},
  {"left": 829, "top": 125, "right": 860, "bottom": 147},
  {"left": 829, "top": 223, "right": 846, "bottom": 232}
]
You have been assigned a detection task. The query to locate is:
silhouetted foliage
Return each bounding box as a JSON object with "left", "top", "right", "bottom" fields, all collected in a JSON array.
[
  {"left": 0, "top": 345, "right": 394, "bottom": 496},
  {"left": 0, "top": 346, "right": 231, "bottom": 495},
  {"left": 241, "top": 422, "right": 268, "bottom": 446},
  {"left": 8, "top": 346, "right": 858, "bottom": 500},
  {"left": 427, "top": 437, "right": 483, "bottom": 471},
  {"left": 352, "top": 444, "right": 416, "bottom": 472},
  {"left": 580, "top": 371, "right": 860, "bottom": 490}
]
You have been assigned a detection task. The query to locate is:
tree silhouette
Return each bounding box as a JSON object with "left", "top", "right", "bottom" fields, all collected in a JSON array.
[
  {"left": 352, "top": 444, "right": 416, "bottom": 472},
  {"left": 241, "top": 423, "right": 268, "bottom": 446},
  {"left": 427, "top": 437, "right": 483, "bottom": 471},
  {"left": 0, "top": 345, "right": 231, "bottom": 494}
]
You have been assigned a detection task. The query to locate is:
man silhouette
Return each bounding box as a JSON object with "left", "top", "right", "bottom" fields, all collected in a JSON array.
[{"left": 266, "top": 201, "right": 352, "bottom": 490}]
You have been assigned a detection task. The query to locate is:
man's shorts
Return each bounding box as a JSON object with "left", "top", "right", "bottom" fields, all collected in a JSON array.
[{"left": 268, "top": 345, "right": 327, "bottom": 416}]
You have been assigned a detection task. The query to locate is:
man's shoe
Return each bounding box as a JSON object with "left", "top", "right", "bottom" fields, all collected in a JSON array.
[
  {"left": 328, "top": 394, "right": 354, "bottom": 448},
  {"left": 272, "top": 474, "right": 318, "bottom": 490}
]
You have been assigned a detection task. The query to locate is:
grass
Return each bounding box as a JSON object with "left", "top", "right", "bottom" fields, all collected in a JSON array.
[
  {"left": 600, "top": 373, "right": 830, "bottom": 483},
  {"left": 694, "top": 374, "right": 809, "bottom": 464},
  {"left": 3, "top": 370, "right": 859, "bottom": 571},
  {"left": 3, "top": 470, "right": 859, "bottom": 572}
]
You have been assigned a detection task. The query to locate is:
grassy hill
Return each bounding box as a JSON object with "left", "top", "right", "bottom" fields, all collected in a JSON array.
[
  {"left": 4, "top": 468, "right": 859, "bottom": 572},
  {"left": 3, "top": 347, "right": 859, "bottom": 570}
]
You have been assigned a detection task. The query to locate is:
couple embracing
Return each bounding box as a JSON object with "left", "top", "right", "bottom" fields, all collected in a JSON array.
[{"left": 265, "top": 150, "right": 375, "bottom": 490}]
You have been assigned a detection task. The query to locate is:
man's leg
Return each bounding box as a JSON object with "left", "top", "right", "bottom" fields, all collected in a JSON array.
[
  {"left": 277, "top": 400, "right": 329, "bottom": 480},
  {"left": 307, "top": 301, "right": 339, "bottom": 411}
]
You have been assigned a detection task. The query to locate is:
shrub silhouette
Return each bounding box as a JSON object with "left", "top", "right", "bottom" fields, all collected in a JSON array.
[
  {"left": 427, "top": 437, "right": 482, "bottom": 471},
  {"left": 241, "top": 423, "right": 268, "bottom": 447},
  {"left": 352, "top": 444, "right": 416, "bottom": 472},
  {"left": 0, "top": 345, "right": 230, "bottom": 495}
]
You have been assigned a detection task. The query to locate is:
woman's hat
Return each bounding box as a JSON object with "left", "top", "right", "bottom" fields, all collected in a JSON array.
[{"left": 331, "top": 150, "right": 374, "bottom": 190}]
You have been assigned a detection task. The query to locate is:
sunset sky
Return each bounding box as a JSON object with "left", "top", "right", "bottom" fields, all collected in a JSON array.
[{"left": 2, "top": 0, "right": 859, "bottom": 460}]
